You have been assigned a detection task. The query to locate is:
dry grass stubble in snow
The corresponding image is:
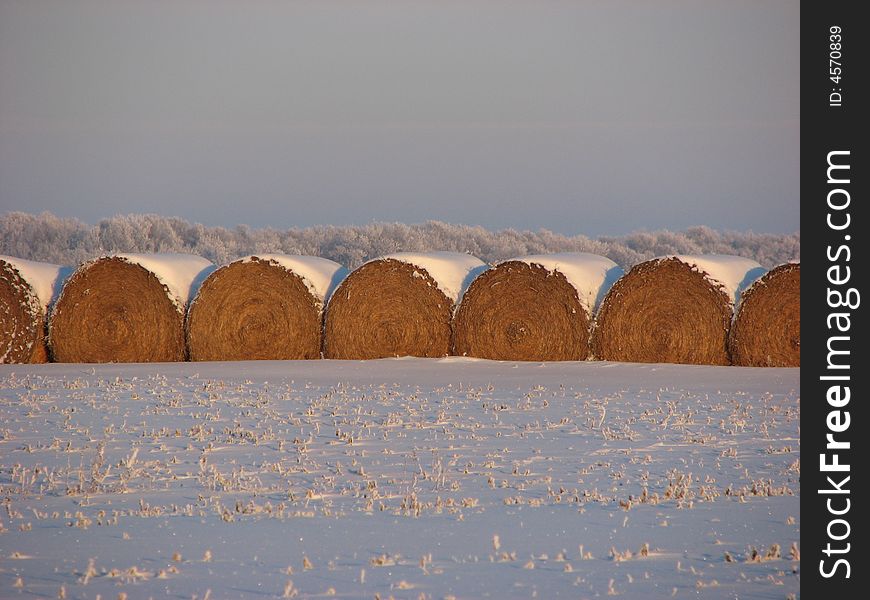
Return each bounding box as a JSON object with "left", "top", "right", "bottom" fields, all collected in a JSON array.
[{"left": 0, "top": 359, "right": 799, "bottom": 598}]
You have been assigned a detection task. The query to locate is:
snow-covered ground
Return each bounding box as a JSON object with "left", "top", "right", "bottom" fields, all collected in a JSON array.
[{"left": 0, "top": 359, "right": 799, "bottom": 599}]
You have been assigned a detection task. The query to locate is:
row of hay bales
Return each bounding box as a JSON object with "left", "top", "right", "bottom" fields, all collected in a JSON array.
[{"left": 2, "top": 251, "right": 799, "bottom": 367}]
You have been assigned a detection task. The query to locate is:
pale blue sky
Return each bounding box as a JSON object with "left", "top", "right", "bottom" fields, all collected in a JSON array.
[{"left": 0, "top": 0, "right": 799, "bottom": 236}]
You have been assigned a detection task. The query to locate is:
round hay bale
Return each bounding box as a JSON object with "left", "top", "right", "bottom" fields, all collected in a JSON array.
[
  {"left": 729, "top": 263, "right": 799, "bottom": 367},
  {"left": 324, "top": 252, "right": 486, "bottom": 359},
  {"left": 187, "top": 255, "right": 348, "bottom": 361},
  {"left": 1, "top": 257, "right": 44, "bottom": 364},
  {"left": 1, "top": 256, "right": 71, "bottom": 364},
  {"left": 49, "top": 254, "right": 213, "bottom": 363},
  {"left": 454, "top": 253, "right": 623, "bottom": 361},
  {"left": 592, "top": 255, "right": 765, "bottom": 365}
]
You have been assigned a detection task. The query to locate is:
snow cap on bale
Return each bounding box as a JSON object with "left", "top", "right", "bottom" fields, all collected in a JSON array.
[
  {"left": 1, "top": 256, "right": 72, "bottom": 363},
  {"left": 324, "top": 251, "right": 487, "bottom": 359},
  {"left": 186, "top": 254, "right": 348, "bottom": 361},
  {"left": 49, "top": 253, "right": 214, "bottom": 363},
  {"left": 729, "top": 262, "right": 800, "bottom": 367},
  {"left": 454, "top": 253, "right": 623, "bottom": 361},
  {"left": 592, "top": 254, "right": 765, "bottom": 365}
]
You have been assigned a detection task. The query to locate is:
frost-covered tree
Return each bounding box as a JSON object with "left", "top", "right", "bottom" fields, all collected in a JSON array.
[{"left": 1, "top": 211, "right": 800, "bottom": 270}]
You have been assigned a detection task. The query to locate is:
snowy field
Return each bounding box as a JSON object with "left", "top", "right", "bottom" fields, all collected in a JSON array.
[{"left": 0, "top": 359, "right": 799, "bottom": 599}]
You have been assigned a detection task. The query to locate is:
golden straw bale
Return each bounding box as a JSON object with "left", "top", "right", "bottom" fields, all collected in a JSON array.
[{"left": 729, "top": 263, "right": 800, "bottom": 367}]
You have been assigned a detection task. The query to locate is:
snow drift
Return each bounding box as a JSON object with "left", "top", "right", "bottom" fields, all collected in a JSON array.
[
  {"left": 49, "top": 254, "right": 214, "bottom": 363},
  {"left": 454, "top": 253, "right": 623, "bottom": 361},
  {"left": 324, "top": 252, "right": 486, "bottom": 359},
  {"left": 186, "top": 254, "right": 348, "bottom": 361},
  {"left": 729, "top": 262, "right": 800, "bottom": 367},
  {"left": 1, "top": 256, "right": 70, "bottom": 363},
  {"left": 592, "top": 255, "right": 765, "bottom": 365}
]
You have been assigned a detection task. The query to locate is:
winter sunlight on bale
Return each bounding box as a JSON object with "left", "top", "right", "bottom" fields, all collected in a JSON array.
[
  {"left": 186, "top": 255, "right": 348, "bottom": 361},
  {"left": 49, "top": 254, "right": 214, "bottom": 363},
  {"left": 454, "top": 253, "right": 623, "bottom": 361},
  {"left": 324, "top": 252, "right": 486, "bottom": 359},
  {"left": 1, "top": 256, "right": 71, "bottom": 363},
  {"left": 592, "top": 255, "right": 765, "bottom": 365},
  {"left": 729, "top": 263, "right": 800, "bottom": 367}
]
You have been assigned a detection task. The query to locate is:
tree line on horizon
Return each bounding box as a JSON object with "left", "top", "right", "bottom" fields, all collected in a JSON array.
[{"left": 0, "top": 211, "right": 799, "bottom": 270}]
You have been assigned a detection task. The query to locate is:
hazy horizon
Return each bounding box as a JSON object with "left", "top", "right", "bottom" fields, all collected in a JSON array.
[
  {"left": 0, "top": 209, "right": 801, "bottom": 236},
  {"left": 0, "top": 1, "right": 799, "bottom": 237}
]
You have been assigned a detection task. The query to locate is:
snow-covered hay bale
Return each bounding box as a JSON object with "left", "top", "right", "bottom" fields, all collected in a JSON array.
[
  {"left": 1, "top": 256, "right": 71, "bottom": 364},
  {"left": 454, "top": 253, "right": 623, "bottom": 361},
  {"left": 1, "top": 258, "right": 45, "bottom": 364},
  {"left": 592, "top": 255, "right": 765, "bottom": 365},
  {"left": 729, "top": 263, "right": 800, "bottom": 367},
  {"left": 49, "top": 254, "right": 214, "bottom": 363},
  {"left": 186, "top": 255, "right": 348, "bottom": 361},
  {"left": 324, "top": 252, "right": 486, "bottom": 359}
]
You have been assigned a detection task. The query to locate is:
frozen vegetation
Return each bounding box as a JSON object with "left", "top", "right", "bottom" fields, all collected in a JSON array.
[
  {"left": 1, "top": 212, "right": 800, "bottom": 270},
  {"left": 0, "top": 359, "right": 799, "bottom": 598}
]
